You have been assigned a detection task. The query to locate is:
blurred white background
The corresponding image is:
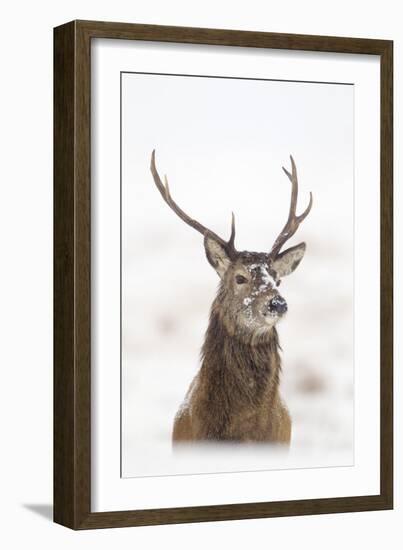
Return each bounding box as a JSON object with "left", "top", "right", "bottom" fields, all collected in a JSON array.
[{"left": 121, "top": 72, "right": 354, "bottom": 477}]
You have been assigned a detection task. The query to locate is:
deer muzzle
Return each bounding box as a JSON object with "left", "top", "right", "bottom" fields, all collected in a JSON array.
[{"left": 266, "top": 295, "right": 288, "bottom": 316}]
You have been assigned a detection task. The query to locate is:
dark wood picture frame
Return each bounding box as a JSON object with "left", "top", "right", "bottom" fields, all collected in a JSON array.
[{"left": 54, "top": 19, "right": 393, "bottom": 530}]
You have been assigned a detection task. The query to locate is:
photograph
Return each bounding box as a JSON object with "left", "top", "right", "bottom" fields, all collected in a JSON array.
[
  {"left": 120, "top": 71, "right": 354, "bottom": 478},
  {"left": 52, "top": 17, "right": 393, "bottom": 531}
]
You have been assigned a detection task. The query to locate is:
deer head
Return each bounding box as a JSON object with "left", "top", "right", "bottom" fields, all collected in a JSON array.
[{"left": 150, "top": 151, "right": 312, "bottom": 336}]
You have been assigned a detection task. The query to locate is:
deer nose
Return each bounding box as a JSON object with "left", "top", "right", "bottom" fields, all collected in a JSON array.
[{"left": 268, "top": 295, "right": 288, "bottom": 314}]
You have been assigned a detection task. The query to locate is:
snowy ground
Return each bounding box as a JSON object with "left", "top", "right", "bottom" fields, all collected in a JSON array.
[{"left": 121, "top": 73, "right": 354, "bottom": 477}]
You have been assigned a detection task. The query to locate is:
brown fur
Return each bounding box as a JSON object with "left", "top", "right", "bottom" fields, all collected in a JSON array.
[{"left": 172, "top": 254, "right": 292, "bottom": 445}]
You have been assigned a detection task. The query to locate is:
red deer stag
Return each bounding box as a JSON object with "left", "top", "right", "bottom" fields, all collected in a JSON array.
[{"left": 150, "top": 151, "right": 312, "bottom": 445}]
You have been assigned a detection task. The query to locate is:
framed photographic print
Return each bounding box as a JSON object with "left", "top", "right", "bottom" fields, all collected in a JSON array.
[{"left": 54, "top": 20, "right": 393, "bottom": 529}]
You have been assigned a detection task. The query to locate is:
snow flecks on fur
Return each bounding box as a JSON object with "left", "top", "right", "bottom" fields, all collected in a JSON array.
[
  {"left": 239, "top": 261, "right": 280, "bottom": 328},
  {"left": 245, "top": 262, "right": 276, "bottom": 301},
  {"left": 246, "top": 262, "right": 276, "bottom": 290},
  {"left": 243, "top": 303, "right": 255, "bottom": 326}
]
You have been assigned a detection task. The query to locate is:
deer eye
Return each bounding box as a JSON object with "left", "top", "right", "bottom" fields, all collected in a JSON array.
[{"left": 235, "top": 275, "right": 248, "bottom": 285}]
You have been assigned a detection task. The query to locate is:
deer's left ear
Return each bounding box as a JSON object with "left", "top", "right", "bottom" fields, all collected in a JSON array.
[
  {"left": 204, "top": 233, "right": 232, "bottom": 278},
  {"left": 272, "top": 242, "right": 306, "bottom": 278}
]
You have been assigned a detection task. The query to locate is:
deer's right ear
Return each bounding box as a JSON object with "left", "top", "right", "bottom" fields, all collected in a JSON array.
[
  {"left": 271, "top": 242, "right": 306, "bottom": 278},
  {"left": 204, "top": 234, "right": 232, "bottom": 278}
]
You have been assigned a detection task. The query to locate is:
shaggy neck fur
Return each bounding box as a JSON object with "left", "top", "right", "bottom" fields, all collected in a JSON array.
[{"left": 195, "top": 302, "right": 282, "bottom": 440}]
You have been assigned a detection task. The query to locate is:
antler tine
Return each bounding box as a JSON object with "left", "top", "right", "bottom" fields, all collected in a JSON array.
[
  {"left": 150, "top": 150, "right": 237, "bottom": 256},
  {"left": 282, "top": 155, "right": 298, "bottom": 217},
  {"left": 228, "top": 211, "right": 236, "bottom": 249},
  {"left": 270, "top": 155, "right": 313, "bottom": 258}
]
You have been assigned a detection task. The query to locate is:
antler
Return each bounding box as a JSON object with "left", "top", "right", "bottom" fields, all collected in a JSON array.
[
  {"left": 150, "top": 150, "right": 237, "bottom": 257},
  {"left": 270, "top": 155, "right": 313, "bottom": 258}
]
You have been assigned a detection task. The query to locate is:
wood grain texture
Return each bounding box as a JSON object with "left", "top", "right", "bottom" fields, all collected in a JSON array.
[
  {"left": 54, "top": 21, "right": 76, "bottom": 528},
  {"left": 53, "top": 20, "right": 393, "bottom": 530},
  {"left": 72, "top": 19, "right": 390, "bottom": 54},
  {"left": 379, "top": 41, "right": 393, "bottom": 506},
  {"left": 54, "top": 20, "right": 91, "bottom": 529}
]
